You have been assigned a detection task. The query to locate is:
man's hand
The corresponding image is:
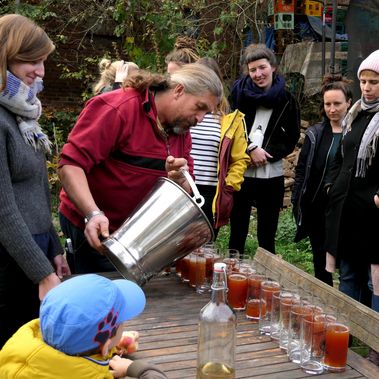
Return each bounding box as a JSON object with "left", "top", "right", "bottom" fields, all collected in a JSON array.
[
  {"left": 109, "top": 355, "right": 133, "bottom": 378},
  {"left": 84, "top": 213, "right": 110, "bottom": 252},
  {"left": 165, "top": 155, "right": 191, "bottom": 193},
  {"left": 374, "top": 194, "right": 379, "bottom": 208},
  {"left": 249, "top": 147, "right": 273, "bottom": 167},
  {"left": 53, "top": 254, "right": 71, "bottom": 279},
  {"left": 115, "top": 61, "right": 130, "bottom": 83},
  {"left": 325, "top": 252, "right": 336, "bottom": 273}
]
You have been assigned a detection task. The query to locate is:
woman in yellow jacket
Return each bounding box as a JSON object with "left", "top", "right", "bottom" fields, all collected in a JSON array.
[{"left": 189, "top": 58, "right": 250, "bottom": 237}]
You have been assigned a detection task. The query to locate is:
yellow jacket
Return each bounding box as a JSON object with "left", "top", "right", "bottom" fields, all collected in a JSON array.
[
  {"left": 213, "top": 109, "right": 249, "bottom": 228},
  {"left": 0, "top": 319, "right": 113, "bottom": 379}
]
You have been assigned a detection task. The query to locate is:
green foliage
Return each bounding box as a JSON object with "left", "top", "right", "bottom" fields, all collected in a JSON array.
[
  {"left": 216, "top": 208, "right": 314, "bottom": 275},
  {"left": 39, "top": 108, "right": 79, "bottom": 209},
  {"left": 4, "top": 0, "right": 267, "bottom": 102}
]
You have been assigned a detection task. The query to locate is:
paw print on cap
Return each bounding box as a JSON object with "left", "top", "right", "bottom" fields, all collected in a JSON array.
[{"left": 94, "top": 308, "right": 119, "bottom": 346}]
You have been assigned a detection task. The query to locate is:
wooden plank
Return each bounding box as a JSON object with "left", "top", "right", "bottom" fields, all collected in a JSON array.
[
  {"left": 347, "top": 350, "right": 379, "bottom": 379},
  {"left": 253, "top": 247, "right": 379, "bottom": 352}
]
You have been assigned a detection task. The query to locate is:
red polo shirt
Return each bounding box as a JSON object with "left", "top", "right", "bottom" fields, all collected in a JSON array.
[{"left": 59, "top": 87, "right": 193, "bottom": 232}]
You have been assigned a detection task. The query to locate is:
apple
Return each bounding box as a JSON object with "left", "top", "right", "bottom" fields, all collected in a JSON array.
[{"left": 116, "top": 330, "right": 140, "bottom": 355}]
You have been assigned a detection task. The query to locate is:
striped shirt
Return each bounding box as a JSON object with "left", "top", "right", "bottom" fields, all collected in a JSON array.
[{"left": 190, "top": 113, "right": 221, "bottom": 186}]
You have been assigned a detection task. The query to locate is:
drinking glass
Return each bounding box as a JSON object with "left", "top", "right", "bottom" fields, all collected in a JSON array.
[
  {"left": 300, "top": 313, "right": 336, "bottom": 375},
  {"left": 227, "top": 272, "right": 248, "bottom": 310},
  {"left": 180, "top": 254, "right": 191, "bottom": 283},
  {"left": 188, "top": 251, "right": 198, "bottom": 288},
  {"left": 246, "top": 274, "right": 266, "bottom": 321},
  {"left": 270, "top": 290, "right": 282, "bottom": 341},
  {"left": 279, "top": 291, "right": 300, "bottom": 351},
  {"left": 195, "top": 251, "right": 207, "bottom": 294},
  {"left": 323, "top": 314, "right": 350, "bottom": 372},
  {"left": 259, "top": 280, "right": 281, "bottom": 335},
  {"left": 287, "top": 297, "right": 313, "bottom": 363},
  {"left": 238, "top": 254, "right": 256, "bottom": 275},
  {"left": 175, "top": 257, "right": 183, "bottom": 278}
]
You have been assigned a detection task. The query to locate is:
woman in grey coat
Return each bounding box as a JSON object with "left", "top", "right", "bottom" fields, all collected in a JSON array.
[
  {"left": 0, "top": 14, "right": 70, "bottom": 347},
  {"left": 325, "top": 50, "right": 379, "bottom": 341}
]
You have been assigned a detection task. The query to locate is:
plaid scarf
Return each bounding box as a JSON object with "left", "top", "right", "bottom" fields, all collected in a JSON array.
[
  {"left": 0, "top": 71, "right": 51, "bottom": 153},
  {"left": 342, "top": 98, "right": 379, "bottom": 178}
]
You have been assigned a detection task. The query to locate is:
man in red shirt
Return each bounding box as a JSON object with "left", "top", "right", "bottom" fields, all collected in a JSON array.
[{"left": 58, "top": 64, "right": 223, "bottom": 273}]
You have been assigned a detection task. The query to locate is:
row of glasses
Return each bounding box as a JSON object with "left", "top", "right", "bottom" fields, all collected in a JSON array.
[
  {"left": 244, "top": 275, "right": 350, "bottom": 375},
  {"left": 176, "top": 245, "right": 256, "bottom": 295},
  {"left": 284, "top": 291, "right": 349, "bottom": 374}
]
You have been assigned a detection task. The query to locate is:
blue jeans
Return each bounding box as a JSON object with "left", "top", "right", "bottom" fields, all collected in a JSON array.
[
  {"left": 59, "top": 213, "right": 115, "bottom": 274},
  {"left": 339, "top": 259, "right": 372, "bottom": 307}
]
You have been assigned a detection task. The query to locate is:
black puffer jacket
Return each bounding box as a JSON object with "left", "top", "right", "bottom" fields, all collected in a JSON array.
[{"left": 292, "top": 120, "right": 335, "bottom": 241}]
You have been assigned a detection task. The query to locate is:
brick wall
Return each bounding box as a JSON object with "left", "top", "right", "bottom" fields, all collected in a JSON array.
[{"left": 39, "top": 34, "right": 122, "bottom": 109}]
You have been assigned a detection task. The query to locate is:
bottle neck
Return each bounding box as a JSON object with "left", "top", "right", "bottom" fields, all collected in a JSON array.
[{"left": 211, "top": 270, "right": 228, "bottom": 303}]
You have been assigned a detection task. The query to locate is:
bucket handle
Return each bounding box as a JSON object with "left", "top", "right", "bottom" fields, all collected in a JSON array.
[{"left": 180, "top": 169, "right": 205, "bottom": 208}]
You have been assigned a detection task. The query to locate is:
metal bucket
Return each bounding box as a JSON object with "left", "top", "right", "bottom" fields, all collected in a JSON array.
[{"left": 102, "top": 171, "right": 213, "bottom": 285}]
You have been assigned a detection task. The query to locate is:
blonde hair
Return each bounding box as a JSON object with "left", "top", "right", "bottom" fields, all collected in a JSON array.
[
  {"left": 93, "top": 58, "right": 139, "bottom": 95},
  {"left": 165, "top": 36, "right": 200, "bottom": 67},
  {"left": 196, "top": 57, "right": 229, "bottom": 114},
  {"left": 124, "top": 64, "right": 223, "bottom": 104},
  {"left": 0, "top": 14, "right": 55, "bottom": 90}
]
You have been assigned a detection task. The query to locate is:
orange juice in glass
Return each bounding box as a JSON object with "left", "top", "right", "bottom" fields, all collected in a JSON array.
[
  {"left": 181, "top": 254, "right": 190, "bottom": 282},
  {"left": 323, "top": 322, "right": 349, "bottom": 372},
  {"left": 227, "top": 272, "right": 248, "bottom": 310},
  {"left": 246, "top": 274, "right": 266, "bottom": 320},
  {"left": 188, "top": 252, "right": 198, "bottom": 287},
  {"left": 175, "top": 258, "right": 183, "bottom": 277}
]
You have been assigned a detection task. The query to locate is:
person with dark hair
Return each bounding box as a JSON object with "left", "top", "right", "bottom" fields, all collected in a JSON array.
[
  {"left": 292, "top": 75, "right": 353, "bottom": 286},
  {"left": 0, "top": 13, "right": 70, "bottom": 347},
  {"left": 228, "top": 43, "right": 300, "bottom": 254},
  {"left": 324, "top": 50, "right": 379, "bottom": 365},
  {"left": 165, "top": 36, "right": 199, "bottom": 74},
  {"left": 58, "top": 65, "right": 223, "bottom": 274}
]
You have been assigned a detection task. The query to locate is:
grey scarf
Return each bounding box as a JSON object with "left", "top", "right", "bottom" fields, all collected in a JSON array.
[
  {"left": 342, "top": 97, "right": 379, "bottom": 177},
  {"left": 0, "top": 71, "right": 51, "bottom": 154}
]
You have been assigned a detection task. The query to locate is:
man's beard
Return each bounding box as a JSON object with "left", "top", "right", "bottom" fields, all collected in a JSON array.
[{"left": 165, "top": 117, "right": 197, "bottom": 135}]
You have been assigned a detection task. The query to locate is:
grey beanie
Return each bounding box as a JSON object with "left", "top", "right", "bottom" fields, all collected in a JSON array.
[{"left": 357, "top": 50, "right": 379, "bottom": 78}]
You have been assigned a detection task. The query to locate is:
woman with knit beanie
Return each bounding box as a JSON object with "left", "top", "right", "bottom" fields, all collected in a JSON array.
[
  {"left": 325, "top": 49, "right": 379, "bottom": 366},
  {"left": 0, "top": 14, "right": 70, "bottom": 347}
]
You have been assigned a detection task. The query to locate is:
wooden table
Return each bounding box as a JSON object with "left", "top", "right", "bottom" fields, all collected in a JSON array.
[{"left": 123, "top": 274, "right": 379, "bottom": 379}]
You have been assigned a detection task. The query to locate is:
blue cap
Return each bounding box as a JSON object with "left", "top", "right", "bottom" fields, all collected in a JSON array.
[{"left": 40, "top": 274, "right": 146, "bottom": 355}]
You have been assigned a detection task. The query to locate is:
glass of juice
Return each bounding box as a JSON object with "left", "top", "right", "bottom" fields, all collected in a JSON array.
[
  {"left": 246, "top": 274, "right": 266, "bottom": 321},
  {"left": 195, "top": 252, "right": 207, "bottom": 294},
  {"left": 180, "top": 254, "right": 191, "bottom": 283},
  {"left": 227, "top": 272, "right": 248, "bottom": 310},
  {"left": 287, "top": 299, "right": 313, "bottom": 363},
  {"left": 323, "top": 316, "right": 350, "bottom": 372},
  {"left": 258, "top": 280, "right": 281, "bottom": 335},
  {"left": 300, "top": 313, "right": 336, "bottom": 375},
  {"left": 188, "top": 252, "right": 198, "bottom": 288}
]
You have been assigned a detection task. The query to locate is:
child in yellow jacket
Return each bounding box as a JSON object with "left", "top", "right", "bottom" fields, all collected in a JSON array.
[{"left": 0, "top": 274, "right": 167, "bottom": 379}]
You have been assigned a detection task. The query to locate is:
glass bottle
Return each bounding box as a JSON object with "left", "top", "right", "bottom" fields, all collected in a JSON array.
[
  {"left": 251, "top": 124, "right": 264, "bottom": 148},
  {"left": 196, "top": 262, "right": 236, "bottom": 379}
]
